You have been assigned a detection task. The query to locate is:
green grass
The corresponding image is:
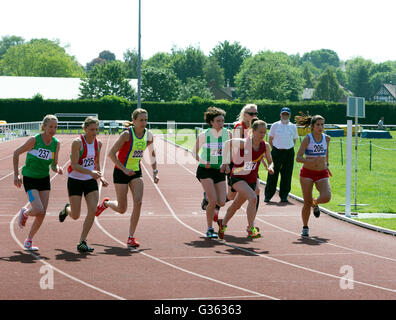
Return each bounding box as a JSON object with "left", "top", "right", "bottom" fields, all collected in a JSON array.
[
  {"left": 165, "top": 130, "right": 396, "bottom": 231},
  {"left": 355, "top": 218, "right": 396, "bottom": 231}
]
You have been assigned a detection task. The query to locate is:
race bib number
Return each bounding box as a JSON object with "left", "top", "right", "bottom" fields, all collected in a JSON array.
[
  {"left": 82, "top": 157, "right": 95, "bottom": 168},
  {"left": 313, "top": 144, "right": 324, "bottom": 153},
  {"left": 244, "top": 161, "right": 256, "bottom": 171},
  {"left": 37, "top": 148, "right": 51, "bottom": 160},
  {"left": 131, "top": 150, "right": 144, "bottom": 158},
  {"left": 210, "top": 149, "right": 222, "bottom": 157}
]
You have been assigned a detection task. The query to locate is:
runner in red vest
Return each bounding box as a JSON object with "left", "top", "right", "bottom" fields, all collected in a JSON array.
[
  {"left": 58, "top": 117, "right": 109, "bottom": 253},
  {"left": 217, "top": 119, "right": 274, "bottom": 240}
]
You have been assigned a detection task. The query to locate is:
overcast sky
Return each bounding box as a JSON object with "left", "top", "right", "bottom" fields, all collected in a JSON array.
[{"left": 1, "top": 0, "right": 395, "bottom": 66}]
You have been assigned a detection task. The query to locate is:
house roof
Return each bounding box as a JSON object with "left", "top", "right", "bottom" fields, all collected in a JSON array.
[
  {"left": 383, "top": 84, "right": 396, "bottom": 98},
  {"left": 0, "top": 76, "right": 137, "bottom": 100}
]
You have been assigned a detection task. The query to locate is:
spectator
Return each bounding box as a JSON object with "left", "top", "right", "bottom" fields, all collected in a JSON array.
[{"left": 378, "top": 117, "right": 385, "bottom": 130}]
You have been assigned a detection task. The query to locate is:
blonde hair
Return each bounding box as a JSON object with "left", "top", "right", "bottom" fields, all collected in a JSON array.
[
  {"left": 82, "top": 116, "right": 100, "bottom": 129},
  {"left": 237, "top": 104, "right": 258, "bottom": 125},
  {"left": 41, "top": 114, "right": 58, "bottom": 131},
  {"left": 124, "top": 108, "right": 148, "bottom": 127}
]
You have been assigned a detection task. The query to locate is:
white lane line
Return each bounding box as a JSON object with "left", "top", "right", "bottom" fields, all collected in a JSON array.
[
  {"left": 95, "top": 136, "right": 277, "bottom": 300},
  {"left": 9, "top": 140, "right": 126, "bottom": 301},
  {"left": 163, "top": 140, "right": 396, "bottom": 294}
]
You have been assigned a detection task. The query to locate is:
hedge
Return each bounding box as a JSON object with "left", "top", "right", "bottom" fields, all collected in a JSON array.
[{"left": 0, "top": 96, "right": 395, "bottom": 125}]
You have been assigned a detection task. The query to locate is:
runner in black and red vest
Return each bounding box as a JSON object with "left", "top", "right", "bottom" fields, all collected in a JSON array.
[
  {"left": 58, "top": 116, "right": 109, "bottom": 253},
  {"left": 217, "top": 118, "right": 274, "bottom": 240}
]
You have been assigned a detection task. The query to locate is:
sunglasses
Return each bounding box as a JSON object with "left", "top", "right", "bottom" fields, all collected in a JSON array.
[{"left": 245, "top": 112, "right": 258, "bottom": 116}]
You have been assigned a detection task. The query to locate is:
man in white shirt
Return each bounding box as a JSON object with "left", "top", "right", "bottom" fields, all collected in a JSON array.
[{"left": 264, "top": 107, "right": 298, "bottom": 203}]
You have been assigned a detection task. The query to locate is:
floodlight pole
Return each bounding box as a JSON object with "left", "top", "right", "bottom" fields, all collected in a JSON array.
[{"left": 137, "top": 0, "right": 142, "bottom": 108}]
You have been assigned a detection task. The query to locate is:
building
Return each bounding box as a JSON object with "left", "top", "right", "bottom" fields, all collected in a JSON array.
[
  {"left": 372, "top": 83, "right": 396, "bottom": 103},
  {"left": 0, "top": 76, "right": 137, "bottom": 100}
]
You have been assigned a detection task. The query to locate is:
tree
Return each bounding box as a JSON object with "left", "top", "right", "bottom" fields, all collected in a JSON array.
[
  {"left": 235, "top": 51, "right": 304, "bottom": 101},
  {"left": 123, "top": 48, "right": 139, "bottom": 79},
  {"left": 203, "top": 56, "right": 225, "bottom": 88},
  {"left": 345, "top": 57, "right": 374, "bottom": 98},
  {"left": 79, "top": 61, "right": 136, "bottom": 100},
  {"left": 0, "top": 35, "right": 25, "bottom": 59},
  {"left": 0, "top": 38, "right": 84, "bottom": 77},
  {"left": 86, "top": 57, "right": 106, "bottom": 73},
  {"left": 313, "top": 68, "right": 344, "bottom": 101},
  {"left": 302, "top": 63, "right": 315, "bottom": 88},
  {"left": 210, "top": 41, "right": 251, "bottom": 87},
  {"left": 141, "top": 67, "right": 181, "bottom": 101},
  {"left": 99, "top": 50, "right": 116, "bottom": 62},
  {"left": 178, "top": 77, "right": 214, "bottom": 101},
  {"left": 143, "top": 52, "right": 173, "bottom": 70},
  {"left": 171, "top": 46, "right": 207, "bottom": 83},
  {"left": 301, "top": 49, "right": 340, "bottom": 70}
]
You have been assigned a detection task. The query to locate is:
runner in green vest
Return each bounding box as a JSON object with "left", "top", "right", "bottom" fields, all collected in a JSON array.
[
  {"left": 13, "top": 114, "right": 63, "bottom": 251},
  {"left": 193, "top": 107, "right": 232, "bottom": 239}
]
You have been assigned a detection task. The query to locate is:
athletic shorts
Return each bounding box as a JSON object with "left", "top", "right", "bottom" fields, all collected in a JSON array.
[
  {"left": 113, "top": 167, "right": 142, "bottom": 184},
  {"left": 229, "top": 176, "right": 257, "bottom": 191},
  {"left": 23, "top": 175, "right": 51, "bottom": 193},
  {"left": 67, "top": 177, "right": 98, "bottom": 197},
  {"left": 300, "top": 167, "right": 330, "bottom": 182},
  {"left": 196, "top": 166, "right": 226, "bottom": 184}
]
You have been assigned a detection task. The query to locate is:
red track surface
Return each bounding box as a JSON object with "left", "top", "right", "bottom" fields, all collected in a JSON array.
[{"left": 1, "top": 134, "right": 396, "bottom": 301}]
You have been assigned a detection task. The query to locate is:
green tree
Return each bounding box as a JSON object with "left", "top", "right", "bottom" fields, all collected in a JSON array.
[
  {"left": 0, "top": 35, "right": 25, "bottom": 59},
  {"left": 178, "top": 77, "right": 214, "bottom": 101},
  {"left": 79, "top": 61, "right": 136, "bottom": 100},
  {"left": 302, "top": 63, "right": 315, "bottom": 87},
  {"left": 203, "top": 56, "right": 225, "bottom": 88},
  {"left": 301, "top": 49, "right": 340, "bottom": 70},
  {"left": 210, "top": 40, "right": 251, "bottom": 87},
  {"left": 235, "top": 51, "right": 304, "bottom": 101},
  {"left": 345, "top": 57, "right": 374, "bottom": 98},
  {"left": 171, "top": 46, "right": 207, "bottom": 83},
  {"left": 86, "top": 57, "right": 106, "bottom": 73},
  {"left": 143, "top": 52, "right": 173, "bottom": 70},
  {"left": 0, "top": 38, "right": 84, "bottom": 77},
  {"left": 313, "top": 68, "right": 344, "bottom": 101},
  {"left": 123, "top": 48, "right": 139, "bottom": 79},
  {"left": 141, "top": 67, "right": 181, "bottom": 101}
]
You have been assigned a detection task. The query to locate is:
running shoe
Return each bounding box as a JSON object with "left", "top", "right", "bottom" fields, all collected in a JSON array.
[
  {"left": 24, "top": 239, "right": 39, "bottom": 251},
  {"left": 213, "top": 207, "right": 219, "bottom": 222},
  {"left": 217, "top": 219, "right": 227, "bottom": 240},
  {"left": 96, "top": 197, "right": 110, "bottom": 217},
  {"left": 312, "top": 205, "right": 321, "bottom": 218},
  {"left": 18, "top": 207, "right": 28, "bottom": 228},
  {"left": 127, "top": 236, "right": 140, "bottom": 248},
  {"left": 247, "top": 226, "right": 261, "bottom": 239},
  {"left": 58, "top": 203, "right": 70, "bottom": 222},
  {"left": 77, "top": 240, "right": 94, "bottom": 253},
  {"left": 301, "top": 226, "right": 309, "bottom": 237},
  {"left": 206, "top": 228, "right": 218, "bottom": 239},
  {"left": 201, "top": 192, "right": 208, "bottom": 211}
]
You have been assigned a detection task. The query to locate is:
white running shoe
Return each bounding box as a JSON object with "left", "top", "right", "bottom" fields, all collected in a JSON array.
[{"left": 24, "top": 239, "right": 39, "bottom": 251}]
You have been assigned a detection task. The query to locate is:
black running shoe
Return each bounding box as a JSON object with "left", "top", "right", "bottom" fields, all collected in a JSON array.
[
  {"left": 313, "top": 205, "right": 321, "bottom": 218},
  {"left": 77, "top": 240, "right": 94, "bottom": 253},
  {"left": 201, "top": 192, "right": 208, "bottom": 210},
  {"left": 59, "top": 203, "right": 70, "bottom": 223}
]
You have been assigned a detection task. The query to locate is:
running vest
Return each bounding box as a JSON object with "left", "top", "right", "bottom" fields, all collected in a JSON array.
[
  {"left": 22, "top": 134, "right": 58, "bottom": 179},
  {"left": 233, "top": 121, "right": 248, "bottom": 138},
  {"left": 231, "top": 139, "right": 266, "bottom": 184},
  {"left": 199, "top": 128, "right": 229, "bottom": 169},
  {"left": 304, "top": 133, "right": 327, "bottom": 157},
  {"left": 67, "top": 135, "right": 99, "bottom": 180},
  {"left": 117, "top": 127, "right": 148, "bottom": 172}
]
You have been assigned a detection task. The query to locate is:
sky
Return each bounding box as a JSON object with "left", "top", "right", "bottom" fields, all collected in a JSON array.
[{"left": 1, "top": 0, "right": 396, "bottom": 66}]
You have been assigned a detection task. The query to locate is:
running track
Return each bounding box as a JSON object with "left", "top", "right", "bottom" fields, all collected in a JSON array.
[{"left": 1, "top": 134, "right": 396, "bottom": 301}]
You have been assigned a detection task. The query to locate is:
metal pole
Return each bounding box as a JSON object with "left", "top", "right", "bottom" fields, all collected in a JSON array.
[
  {"left": 137, "top": 0, "right": 142, "bottom": 108},
  {"left": 354, "top": 102, "right": 358, "bottom": 210}
]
